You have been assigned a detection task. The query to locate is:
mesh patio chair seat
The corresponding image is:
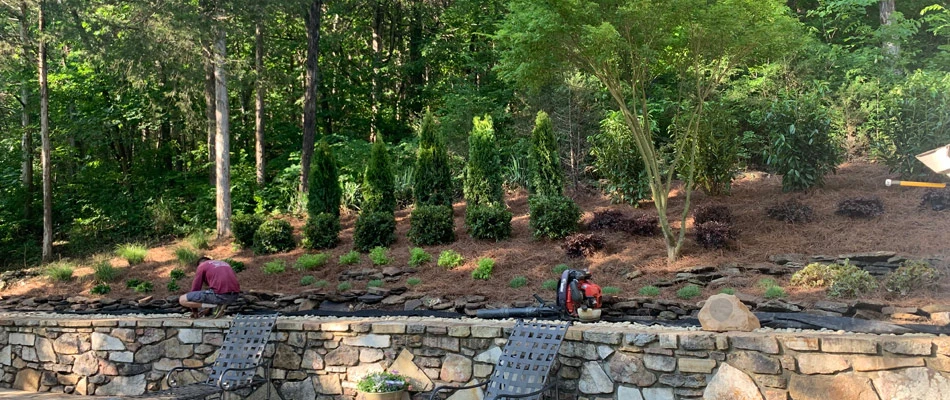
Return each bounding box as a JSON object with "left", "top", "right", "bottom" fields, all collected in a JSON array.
[
  {"left": 137, "top": 313, "right": 282, "bottom": 400},
  {"left": 428, "top": 319, "right": 571, "bottom": 400}
]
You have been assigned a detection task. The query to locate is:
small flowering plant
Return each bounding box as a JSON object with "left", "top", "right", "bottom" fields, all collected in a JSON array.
[{"left": 356, "top": 371, "right": 409, "bottom": 393}]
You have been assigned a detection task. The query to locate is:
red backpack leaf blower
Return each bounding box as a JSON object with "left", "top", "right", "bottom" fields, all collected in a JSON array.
[{"left": 475, "top": 269, "right": 603, "bottom": 320}]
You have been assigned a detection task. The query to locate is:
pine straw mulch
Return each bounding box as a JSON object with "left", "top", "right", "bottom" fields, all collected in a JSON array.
[{"left": 3, "top": 161, "right": 949, "bottom": 310}]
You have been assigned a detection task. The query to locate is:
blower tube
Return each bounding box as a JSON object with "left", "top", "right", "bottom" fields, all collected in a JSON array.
[{"left": 475, "top": 306, "right": 560, "bottom": 319}]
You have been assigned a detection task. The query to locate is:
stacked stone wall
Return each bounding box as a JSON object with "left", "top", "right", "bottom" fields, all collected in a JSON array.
[{"left": 0, "top": 316, "right": 948, "bottom": 399}]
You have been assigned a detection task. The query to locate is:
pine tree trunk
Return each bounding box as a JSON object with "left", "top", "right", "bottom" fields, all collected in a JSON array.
[
  {"left": 214, "top": 27, "right": 231, "bottom": 238},
  {"left": 20, "top": 1, "right": 33, "bottom": 220},
  {"left": 255, "top": 21, "right": 266, "bottom": 186},
  {"left": 38, "top": 1, "right": 52, "bottom": 262},
  {"left": 204, "top": 51, "right": 216, "bottom": 185},
  {"left": 370, "top": 0, "right": 382, "bottom": 141},
  {"left": 301, "top": 0, "right": 323, "bottom": 198}
]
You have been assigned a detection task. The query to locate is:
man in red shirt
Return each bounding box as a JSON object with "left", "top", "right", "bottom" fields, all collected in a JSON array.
[{"left": 179, "top": 257, "right": 242, "bottom": 318}]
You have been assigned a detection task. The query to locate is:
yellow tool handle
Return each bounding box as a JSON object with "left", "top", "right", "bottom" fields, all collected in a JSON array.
[{"left": 885, "top": 179, "right": 947, "bottom": 188}]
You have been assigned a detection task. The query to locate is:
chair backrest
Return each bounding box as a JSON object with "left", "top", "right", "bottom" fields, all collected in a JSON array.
[
  {"left": 206, "top": 313, "right": 278, "bottom": 389},
  {"left": 484, "top": 319, "right": 571, "bottom": 400}
]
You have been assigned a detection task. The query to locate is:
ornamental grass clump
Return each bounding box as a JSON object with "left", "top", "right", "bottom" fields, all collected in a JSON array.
[
  {"left": 116, "top": 243, "right": 148, "bottom": 265},
  {"left": 356, "top": 371, "right": 409, "bottom": 393}
]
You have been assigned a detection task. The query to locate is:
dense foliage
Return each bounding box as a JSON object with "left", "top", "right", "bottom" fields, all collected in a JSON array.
[
  {"left": 308, "top": 141, "right": 341, "bottom": 218},
  {"left": 465, "top": 205, "right": 513, "bottom": 241},
  {"left": 408, "top": 205, "right": 456, "bottom": 246},
  {"left": 464, "top": 116, "right": 504, "bottom": 207},
  {"left": 529, "top": 111, "right": 563, "bottom": 197},
  {"left": 352, "top": 211, "right": 396, "bottom": 252},
  {"left": 413, "top": 112, "right": 453, "bottom": 207},
  {"left": 253, "top": 219, "right": 296, "bottom": 255},
  {"left": 232, "top": 214, "right": 265, "bottom": 247},
  {"left": 303, "top": 212, "right": 341, "bottom": 250},
  {"left": 528, "top": 195, "right": 581, "bottom": 239},
  {"left": 362, "top": 139, "right": 396, "bottom": 215}
]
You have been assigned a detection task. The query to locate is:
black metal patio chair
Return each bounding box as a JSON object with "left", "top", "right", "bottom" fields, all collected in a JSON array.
[
  {"left": 428, "top": 319, "right": 571, "bottom": 400},
  {"left": 138, "top": 313, "right": 282, "bottom": 400}
]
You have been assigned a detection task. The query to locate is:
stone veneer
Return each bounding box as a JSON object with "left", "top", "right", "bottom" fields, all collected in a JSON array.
[{"left": 1, "top": 316, "right": 949, "bottom": 399}]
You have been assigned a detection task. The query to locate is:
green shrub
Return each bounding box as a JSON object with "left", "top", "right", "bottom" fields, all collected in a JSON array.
[
  {"left": 638, "top": 286, "right": 660, "bottom": 297},
  {"left": 116, "top": 243, "right": 148, "bottom": 265},
  {"left": 464, "top": 115, "right": 504, "bottom": 207},
  {"left": 676, "top": 284, "right": 702, "bottom": 300},
  {"left": 224, "top": 258, "right": 245, "bottom": 273},
  {"left": 719, "top": 287, "right": 736, "bottom": 295},
  {"left": 528, "top": 195, "right": 581, "bottom": 239},
  {"left": 691, "top": 101, "right": 741, "bottom": 196},
  {"left": 408, "top": 247, "right": 431, "bottom": 267},
  {"left": 90, "top": 283, "right": 111, "bottom": 295},
  {"left": 300, "top": 275, "right": 316, "bottom": 286},
  {"left": 170, "top": 268, "right": 185, "bottom": 281},
  {"left": 174, "top": 246, "right": 201, "bottom": 268},
  {"left": 407, "top": 277, "right": 421, "bottom": 286},
  {"left": 761, "top": 89, "right": 840, "bottom": 192},
  {"left": 253, "top": 219, "right": 296, "bottom": 254},
  {"left": 465, "top": 205, "right": 512, "bottom": 241},
  {"left": 303, "top": 213, "right": 341, "bottom": 250},
  {"left": 884, "top": 260, "right": 940, "bottom": 296},
  {"left": 757, "top": 278, "right": 779, "bottom": 289},
  {"left": 542, "top": 279, "right": 559, "bottom": 290},
  {"left": 877, "top": 70, "right": 950, "bottom": 177},
  {"left": 353, "top": 211, "right": 396, "bottom": 252},
  {"left": 362, "top": 139, "right": 396, "bottom": 214},
  {"left": 553, "top": 264, "right": 570, "bottom": 275},
  {"left": 133, "top": 281, "right": 153, "bottom": 293},
  {"left": 261, "top": 260, "right": 286, "bottom": 275},
  {"left": 828, "top": 264, "right": 879, "bottom": 298},
  {"left": 438, "top": 250, "right": 464, "bottom": 269},
  {"left": 368, "top": 279, "right": 384, "bottom": 288},
  {"left": 93, "top": 260, "right": 120, "bottom": 283},
  {"left": 414, "top": 111, "right": 454, "bottom": 207},
  {"left": 339, "top": 250, "right": 361, "bottom": 265},
  {"left": 529, "top": 111, "right": 564, "bottom": 197},
  {"left": 126, "top": 278, "right": 144, "bottom": 289},
  {"left": 409, "top": 205, "right": 456, "bottom": 246},
  {"left": 314, "top": 279, "right": 329, "bottom": 288},
  {"left": 602, "top": 286, "right": 621, "bottom": 295},
  {"left": 185, "top": 231, "right": 211, "bottom": 250},
  {"left": 369, "top": 247, "right": 391, "bottom": 265},
  {"left": 791, "top": 263, "right": 839, "bottom": 288},
  {"left": 232, "top": 213, "right": 265, "bottom": 247},
  {"left": 764, "top": 285, "right": 787, "bottom": 299},
  {"left": 509, "top": 276, "right": 528, "bottom": 288},
  {"left": 295, "top": 253, "right": 330, "bottom": 271},
  {"left": 472, "top": 257, "right": 495, "bottom": 280},
  {"left": 166, "top": 280, "right": 180, "bottom": 292},
  {"left": 308, "top": 140, "right": 342, "bottom": 217},
  {"left": 589, "top": 111, "right": 651, "bottom": 204},
  {"left": 46, "top": 262, "right": 74, "bottom": 282},
  {"left": 337, "top": 281, "right": 353, "bottom": 292}
]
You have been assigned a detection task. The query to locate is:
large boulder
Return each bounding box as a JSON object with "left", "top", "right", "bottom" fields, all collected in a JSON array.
[{"left": 699, "top": 294, "right": 760, "bottom": 332}]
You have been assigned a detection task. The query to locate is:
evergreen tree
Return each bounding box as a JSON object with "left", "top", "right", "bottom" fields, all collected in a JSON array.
[
  {"left": 464, "top": 115, "right": 504, "bottom": 207},
  {"left": 413, "top": 112, "right": 453, "bottom": 207},
  {"left": 362, "top": 137, "right": 396, "bottom": 214},
  {"left": 529, "top": 111, "right": 563, "bottom": 197},
  {"left": 308, "top": 140, "right": 341, "bottom": 217}
]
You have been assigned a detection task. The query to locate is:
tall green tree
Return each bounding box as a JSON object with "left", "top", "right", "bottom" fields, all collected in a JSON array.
[
  {"left": 362, "top": 137, "right": 395, "bottom": 214},
  {"left": 307, "top": 140, "right": 341, "bottom": 217},
  {"left": 413, "top": 111, "right": 453, "bottom": 207},
  {"left": 464, "top": 115, "right": 504, "bottom": 207},
  {"left": 529, "top": 111, "right": 563, "bottom": 197},
  {"left": 498, "top": 0, "right": 799, "bottom": 262}
]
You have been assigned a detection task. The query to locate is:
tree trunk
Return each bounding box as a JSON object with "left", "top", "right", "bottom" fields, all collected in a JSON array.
[
  {"left": 370, "top": 0, "right": 383, "bottom": 141},
  {"left": 255, "top": 20, "right": 266, "bottom": 186},
  {"left": 38, "top": 1, "right": 52, "bottom": 262},
  {"left": 204, "top": 51, "right": 216, "bottom": 185},
  {"left": 300, "top": 0, "right": 323, "bottom": 199},
  {"left": 20, "top": 1, "right": 33, "bottom": 220},
  {"left": 213, "top": 27, "right": 231, "bottom": 238},
  {"left": 880, "top": 0, "right": 899, "bottom": 58}
]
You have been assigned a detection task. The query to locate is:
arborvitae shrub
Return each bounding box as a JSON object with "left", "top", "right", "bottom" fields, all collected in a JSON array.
[
  {"left": 465, "top": 205, "right": 512, "bottom": 241},
  {"left": 253, "top": 219, "right": 296, "bottom": 254},
  {"left": 308, "top": 140, "right": 342, "bottom": 217},
  {"left": 464, "top": 115, "right": 504, "bottom": 207},
  {"left": 303, "top": 212, "right": 341, "bottom": 250},
  {"left": 362, "top": 138, "right": 396, "bottom": 214},
  {"left": 562, "top": 233, "right": 606, "bottom": 258},
  {"left": 766, "top": 199, "right": 814, "bottom": 223},
  {"left": 529, "top": 111, "right": 563, "bottom": 197},
  {"left": 921, "top": 189, "right": 950, "bottom": 211},
  {"left": 693, "top": 204, "right": 733, "bottom": 225},
  {"left": 529, "top": 195, "right": 581, "bottom": 239},
  {"left": 353, "top": 211, "right": 396, "bottom": 252},
  {"left": 617, "top": 214, "right": 660, "bottom": 236},
  {"left": 414, "top": 112, "right": 453, "bottom": 207},
  {"left": 588, "top": 210, "right": 626, "bottom": 231},
  {"left": 232, "top": 213, "right": 265, "bottom": 247},
  {"left": 694, "top": 221, "right": 739, "bottom": 249},
  {"left": 835, "top": 197, "right": 884, "bottom": 218},
  {"left": 408, "top": 205, "right": 456, "bottom": 246}
]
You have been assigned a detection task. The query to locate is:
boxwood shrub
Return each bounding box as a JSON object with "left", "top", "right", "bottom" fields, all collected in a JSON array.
[
  {"left": 253, "top": 219, "right": 296, "bottom": 254},
  {"left": 353, "top": 211, "right": 396, "bottom": 252},
  {"left": 232, "top": 213, "right": 265, "bottom": 247},
  {"left": 528, "top": 195, "right": 581, "bottom": 239},
  {"left": 408, "top": 205, "right": 455, "bottom": 246},
  {"left": 303, "top": 212, "right": 341, "bottom": 250},
  {"left": 465, "top": 205, "right": 512, "bottom": 241}
]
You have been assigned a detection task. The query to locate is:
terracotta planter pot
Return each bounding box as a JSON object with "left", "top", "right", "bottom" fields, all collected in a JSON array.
[{"left": 360, "top": 390, "right": 406, "bottom": 400}]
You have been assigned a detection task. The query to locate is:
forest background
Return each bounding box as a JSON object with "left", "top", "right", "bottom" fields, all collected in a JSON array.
[{"left": 0, "top": 0, "right": 948, "bottom": 268}]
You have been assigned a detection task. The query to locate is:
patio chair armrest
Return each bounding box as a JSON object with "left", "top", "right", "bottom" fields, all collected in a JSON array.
[
  {"left": 216, "top": 366, "right": 260, "bottom": 391},
  {"left": 165, "top": 364, "right": 211, "bottom": 388},
  {"left": 428, "top": 381, "right": 490, "bottom": 400}
]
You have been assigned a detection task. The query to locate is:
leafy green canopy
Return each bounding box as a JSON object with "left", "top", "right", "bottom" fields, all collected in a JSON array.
[
  {"left": 464, "top": 115, "right": 504, "bottom": 207},
  {"left": 362, "top": 138, "right": 396, "bottom": 215},
  {"left": 414, "top": 112, "right": 453, "bottom": 207},
  {"left": 308, "top": 140, "right": 341, "bottom": 218},
  {"left": 529, "top": 111, "right": 563, "bottom": 197}
]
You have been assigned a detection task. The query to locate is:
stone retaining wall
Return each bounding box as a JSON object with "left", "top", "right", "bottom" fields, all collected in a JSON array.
[{"left": 1, "top": 316, "right": 949, "bottom": 399}]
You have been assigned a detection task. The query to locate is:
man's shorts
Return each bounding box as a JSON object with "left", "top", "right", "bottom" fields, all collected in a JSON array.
[{"left": 185, "top": 290, "right": 240, "bottom": 305}]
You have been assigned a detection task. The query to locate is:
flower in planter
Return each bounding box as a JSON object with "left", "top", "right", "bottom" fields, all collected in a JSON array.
[{"left": 356, "top": 371, "right": 410, "bottom": 393}]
